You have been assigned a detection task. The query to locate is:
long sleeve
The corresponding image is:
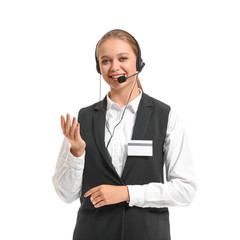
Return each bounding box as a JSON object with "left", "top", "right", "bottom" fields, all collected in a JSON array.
[
  {"left": 127, "top": 110, "right": 197, "bottom": 208},
  {"left": 52, "top": 113, "right": 86, "bottom": 203}
]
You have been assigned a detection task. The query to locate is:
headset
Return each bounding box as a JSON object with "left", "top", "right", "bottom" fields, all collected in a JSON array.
[
  {"left": 95, "top": 30, "right": 145, "bottom": 75},
  {"left": 95, "top": 30, "right": 145, "bottom": 149}
]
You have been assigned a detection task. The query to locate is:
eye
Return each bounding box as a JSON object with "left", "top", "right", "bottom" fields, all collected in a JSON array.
[
  {"left": 120, "top": 57, "right": 128, "bottom": 61},
  {"left": 101, "top": 59, "right": 110, "bottom": 64}
]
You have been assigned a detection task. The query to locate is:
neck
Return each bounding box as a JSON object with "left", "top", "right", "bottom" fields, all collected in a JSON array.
[{"left": 109, "top": 84, "right": 141, "bottom": 108}]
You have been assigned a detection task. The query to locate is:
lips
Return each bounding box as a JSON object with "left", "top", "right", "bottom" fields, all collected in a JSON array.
[{"left": 109, "top": 74, "right": 126, "bottom": 81}]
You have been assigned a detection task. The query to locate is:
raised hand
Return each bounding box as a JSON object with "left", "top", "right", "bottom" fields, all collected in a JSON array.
[{"left": 61, "top": 113, "right": 86, "bottom": 157}]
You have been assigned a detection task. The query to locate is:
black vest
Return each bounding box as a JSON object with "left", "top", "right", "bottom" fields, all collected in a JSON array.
[{"left": 73, "top": 92, "right": 171, "bottom": 240}]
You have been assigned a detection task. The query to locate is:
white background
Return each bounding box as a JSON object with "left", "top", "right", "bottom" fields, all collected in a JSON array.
[{"left": 0, "top": 0, "right": 240, "bottom": 239}]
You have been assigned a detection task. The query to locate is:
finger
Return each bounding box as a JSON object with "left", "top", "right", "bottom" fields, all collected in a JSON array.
[
  {"left": 60, "top": 115, "right": 66, "bottom": 135},
  {"left": 69, "top": 117, "right": 77, "bottom": 138},
  {"left": 74, "top": 122, "right": 80, "bottom": 139},
  {"left": 84, "top": 190, "right": 91, "bottom": 198},
  {"left": 94, "top": 200, "right": 105, "bottom": 208},
  {"left": 92, "top": 196, "right": 103, "bottom": 206},
  {"left": 84, "top": 186, "right": 98, "bottom": 197},
  {"left": 91, "top": 195, "right": 103, "bottom": 204},
  {"left": 65, "top": 113, "right": 70, "bottom": 136}
]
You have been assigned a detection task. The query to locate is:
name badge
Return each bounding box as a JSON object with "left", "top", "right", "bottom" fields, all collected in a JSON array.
[{"left": 127, "top": 140, "right": 153, "bottom": 156}]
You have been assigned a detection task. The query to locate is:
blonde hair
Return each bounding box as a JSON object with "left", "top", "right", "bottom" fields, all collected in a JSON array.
[{"left": 96, "top": 29, "right": 143, "bottom": 91}]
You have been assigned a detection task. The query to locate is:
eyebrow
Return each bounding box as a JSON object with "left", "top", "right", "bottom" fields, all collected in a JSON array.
[{"left": 100, "top": 52, "right": 129, "bottom": 59}]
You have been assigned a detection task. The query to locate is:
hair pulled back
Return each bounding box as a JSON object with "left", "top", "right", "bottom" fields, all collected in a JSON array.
[{"left": 96, "top": 29, "right": 143, "bottom": 90}]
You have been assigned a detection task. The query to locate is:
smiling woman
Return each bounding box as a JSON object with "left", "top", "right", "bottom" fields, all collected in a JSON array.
[
  {"left": 97, "top": 38, "right": 140, "bottom": 106},
  {"left": 95, "top": 29, "right": 144, "bottom": 94},
  {"left": 52, "top": 29, "right": 197, "bottom": 240}
]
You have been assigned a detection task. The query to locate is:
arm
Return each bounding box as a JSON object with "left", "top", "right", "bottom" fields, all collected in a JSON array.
[
  {"left": 52, "top": 112, "right": 86, "bottom": 203},
  {"left": 127, "top": 110, "right": 197, "bottom": 208},
  {"left": 52, "top": 136, "right": 85, "bottom": 203}
]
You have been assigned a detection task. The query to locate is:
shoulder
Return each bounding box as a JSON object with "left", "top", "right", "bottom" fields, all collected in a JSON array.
[
  {"left": 141, "top": 93, "right": 186, "bottom": 131},
  {"left": 77, "top": 97, "right": 106, "bottom": 120},
  {"left": 79, "top": 101, "right": 100, "bottom": 113},
  {"left": 142, "top": 92, "right": 171, "bottom": 112},
  {"left": 167, "top": 108, "right": 186, "bottom": 134}
]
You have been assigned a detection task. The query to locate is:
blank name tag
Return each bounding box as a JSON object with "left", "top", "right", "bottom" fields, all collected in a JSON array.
[{"left": 128, "top": 140, "right": 153, "bottom": 156}]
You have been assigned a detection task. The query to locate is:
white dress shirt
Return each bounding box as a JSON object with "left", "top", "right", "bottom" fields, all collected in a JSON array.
[{"left": 52, "top": 88, "right": 197, "bottom": 207}]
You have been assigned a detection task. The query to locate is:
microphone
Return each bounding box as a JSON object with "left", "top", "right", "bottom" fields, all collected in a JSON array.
[{"left": 118, "top": 72, "right": 138, "bottom": 83}]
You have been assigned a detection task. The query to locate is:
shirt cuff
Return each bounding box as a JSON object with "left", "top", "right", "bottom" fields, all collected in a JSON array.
[
  {"left": 66, "top": 150, "right": 86, "bottom": 170},
  {"left": 127, "top": 185, "right": 145, "bottom": 207}
]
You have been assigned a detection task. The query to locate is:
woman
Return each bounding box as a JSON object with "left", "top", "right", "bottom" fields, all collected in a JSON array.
[{"left": 52, "top": 29, "right": 197, "bottom": 240}]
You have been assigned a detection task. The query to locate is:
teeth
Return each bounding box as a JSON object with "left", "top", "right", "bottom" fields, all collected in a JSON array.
[{"left": 111, "top": 75, "right": 124, "bottom": 79}]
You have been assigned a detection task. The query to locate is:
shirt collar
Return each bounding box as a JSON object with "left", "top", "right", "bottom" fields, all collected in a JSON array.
[{"left": 106, "top": 88, "right": 143, "bottom": 114}]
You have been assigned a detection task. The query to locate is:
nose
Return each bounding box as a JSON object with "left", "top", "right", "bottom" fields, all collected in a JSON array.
[{"left": 110, "top": 59, "right": 120, "bottom": 72}]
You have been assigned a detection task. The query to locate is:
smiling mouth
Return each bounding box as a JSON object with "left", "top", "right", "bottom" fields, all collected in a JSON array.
[
  {"left": 110, "top": 74, "right": 125, "bottom": 79},
  {"left": 109, "top": 74, "right": 125, "bottom": 81}
]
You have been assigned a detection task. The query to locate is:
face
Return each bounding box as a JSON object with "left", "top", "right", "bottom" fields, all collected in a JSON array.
[{"left": 97, "top": 38, "right": 137, "bottom": 90}]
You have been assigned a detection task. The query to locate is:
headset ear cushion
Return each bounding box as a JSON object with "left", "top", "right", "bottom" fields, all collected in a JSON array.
[
  {"left": 95, "top": 42, "right": 101, "bottom": 74},
  {"left": 137, "top": 58, "right": 145, "bottom": 73},
  {"left": 96, "top": 61, "right": 101, "bottom": 74}
]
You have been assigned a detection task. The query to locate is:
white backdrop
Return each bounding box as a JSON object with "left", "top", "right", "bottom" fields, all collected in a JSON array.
[{"left": 1, "top": 0, "right": 240, "bottom": 239}]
